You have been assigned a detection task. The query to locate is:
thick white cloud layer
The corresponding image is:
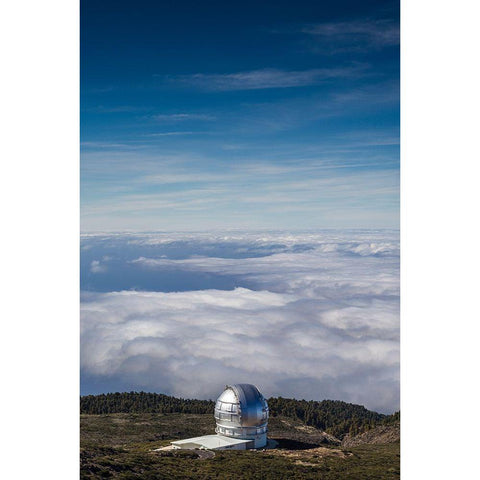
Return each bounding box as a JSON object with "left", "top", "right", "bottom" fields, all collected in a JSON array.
[{"left": 81, "top": 231, "right": 399, "bottom": 413}]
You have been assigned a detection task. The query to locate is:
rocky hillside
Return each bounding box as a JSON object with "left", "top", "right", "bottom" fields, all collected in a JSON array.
[
  {"left": 81, "top": 413, "right": 400, "bottom": 479},
  {"left": 341, "top": 423, "right": 400, "bottom": 447}
]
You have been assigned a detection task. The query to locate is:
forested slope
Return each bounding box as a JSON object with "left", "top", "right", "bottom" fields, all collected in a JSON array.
[{"left": 80, "top": 392, "right": 399, "bottom": 439}]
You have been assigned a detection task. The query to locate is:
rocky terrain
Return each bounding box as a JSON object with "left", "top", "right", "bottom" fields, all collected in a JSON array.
[
  {"left": 81, "top": 413, "right": 400, "bottom": 479},
  {"left": 341, "top": 423, "right": 400, "bottom": 448}
]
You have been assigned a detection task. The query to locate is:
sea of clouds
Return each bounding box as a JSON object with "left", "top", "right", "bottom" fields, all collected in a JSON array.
[{"left": 80, "top": 230, "right": 399, "bottom": 413}]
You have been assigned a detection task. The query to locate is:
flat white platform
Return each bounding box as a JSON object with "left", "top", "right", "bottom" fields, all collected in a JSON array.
[{"left": 171, "top": 434, "right": 254, "bottom": 450}]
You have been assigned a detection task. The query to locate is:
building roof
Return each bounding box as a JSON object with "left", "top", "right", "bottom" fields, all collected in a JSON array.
[
  {"left": 171, "top": 434, "right": 251, "bottom": 450},
  {"left": 215, "top": 384, "right": 269, "bottom": 428}
]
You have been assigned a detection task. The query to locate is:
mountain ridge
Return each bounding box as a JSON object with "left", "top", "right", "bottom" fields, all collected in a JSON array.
[{"left": 80, "top": 391, "right": 399, "bottom": 440}]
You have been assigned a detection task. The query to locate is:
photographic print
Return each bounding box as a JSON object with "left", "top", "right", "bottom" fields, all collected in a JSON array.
[{"left": 80, "top": 0, "right": 400, "bottom": 478}]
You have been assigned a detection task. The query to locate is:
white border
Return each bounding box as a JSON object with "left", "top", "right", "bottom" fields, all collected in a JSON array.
[
  {"left": 1, "top": 0, "right": 79, "bottom": 478},
  {"left": 402, "top": 0, "right": 480, "bottom": 477}
]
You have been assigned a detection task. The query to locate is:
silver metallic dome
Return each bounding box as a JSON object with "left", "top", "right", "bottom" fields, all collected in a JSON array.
[{"left": 214, "top": 384, "right": 269, "bottom": 448}]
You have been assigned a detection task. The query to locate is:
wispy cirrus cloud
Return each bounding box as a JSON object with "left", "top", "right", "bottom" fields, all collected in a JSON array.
[
  {"left": 81, "top": 141, "right": 133, "bottom": 149},
  {"left": 150, "top": 113, "right": 216, "bottom": 122},
  {"left": 301, "top": 18, "right": 399, "bottom": 52},
  {"left": 160, "top": 65, "right": 368, "bottom": 91},
  {"left": 80, "top": 150, "right": 399, "bottom": 231},
  {"left": 143, "top": 131, "right": 204, "bottom": 137}
]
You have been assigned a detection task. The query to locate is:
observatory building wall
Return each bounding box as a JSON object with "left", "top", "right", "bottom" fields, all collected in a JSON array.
[
  {"left": 169, "top": 383, "right": 269, "bottom": 451},
  {"left": 214, "top": 384, "right": 269, "bottom": 449}
]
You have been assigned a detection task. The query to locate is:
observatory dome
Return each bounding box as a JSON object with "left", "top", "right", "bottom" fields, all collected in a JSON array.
[{"left": 214, "top": 384, "right": 269, "bottom": 448}]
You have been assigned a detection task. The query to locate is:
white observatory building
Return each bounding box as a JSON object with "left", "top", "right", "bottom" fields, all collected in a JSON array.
[{"left": 170, "top": 384, "right": 269, "bottom": 450}]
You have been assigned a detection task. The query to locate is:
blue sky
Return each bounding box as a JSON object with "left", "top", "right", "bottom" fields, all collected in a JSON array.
[{"left": 81, "top": 0, "right": 399, "bottom": 232}]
